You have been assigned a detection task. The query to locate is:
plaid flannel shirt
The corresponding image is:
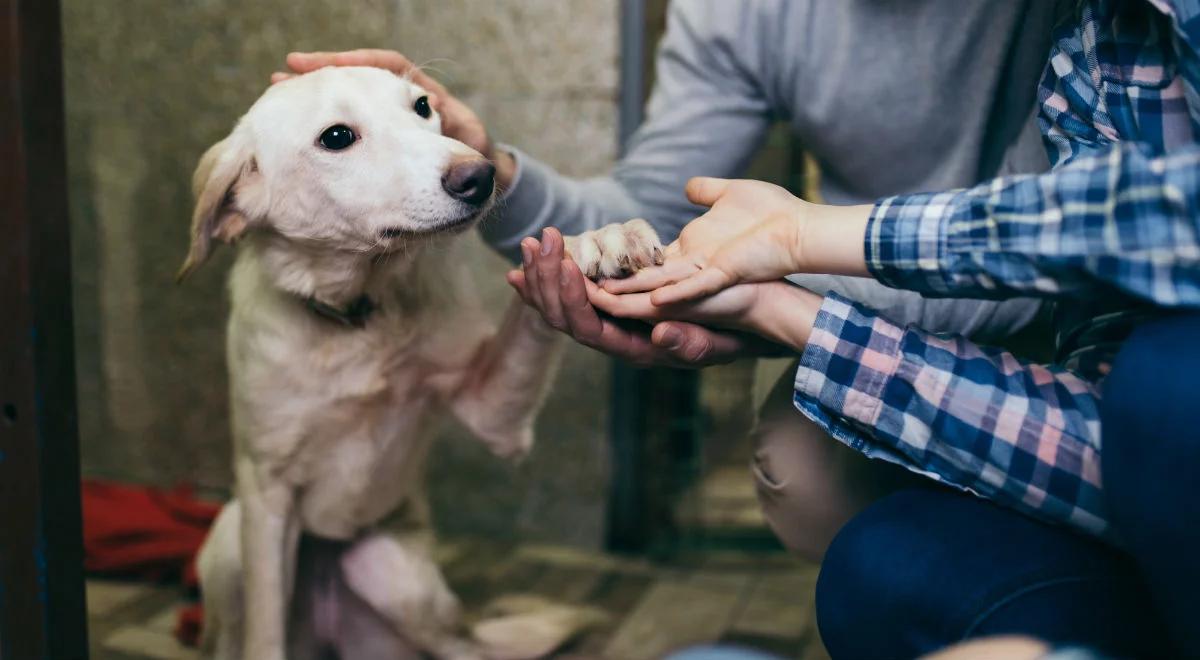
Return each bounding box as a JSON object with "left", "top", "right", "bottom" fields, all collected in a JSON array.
[{"left": 794, "top": 0, "right": 1200, "bottom": 539}]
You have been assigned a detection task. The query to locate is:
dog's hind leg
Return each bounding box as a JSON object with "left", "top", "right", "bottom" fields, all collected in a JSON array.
[
  {"left": 197, "top": 501, "right": 245, "bottom": 660},
  {"left": 339, "top": 529, "right": 482, "bottom": 660},
  {"left": 331, "top": 577, "right": 422, "bottom": 660}
]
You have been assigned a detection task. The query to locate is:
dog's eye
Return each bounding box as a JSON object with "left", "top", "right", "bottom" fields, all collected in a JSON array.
[
  {"left": 318, "top": 125, "right": 357, "bottom": 151},
  {"left": 413, "top": 95, "right": 432, "bottom": 119}
]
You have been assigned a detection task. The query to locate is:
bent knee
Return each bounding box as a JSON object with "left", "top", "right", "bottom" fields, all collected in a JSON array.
[
  {"left": 750, "top": 407, "right": 917, "bottom": 561},
  {"left": 816, "top": 490, "right": 953, "bottom": 659},
  {"left": 750, "top": 415, "right": 850, "bottom": 560}
]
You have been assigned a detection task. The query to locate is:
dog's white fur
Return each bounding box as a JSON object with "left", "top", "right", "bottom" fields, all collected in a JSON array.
[{"left": 184, "top": 67, "right": 660, "bottom": 660}]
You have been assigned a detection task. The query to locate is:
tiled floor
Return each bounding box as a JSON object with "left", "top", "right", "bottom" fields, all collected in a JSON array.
[
  {"left": 87, "top": 579, "right": 201, "bottom": 660},
  {"left": 86, "top": 540, "right": 828, "bottom": 659}
]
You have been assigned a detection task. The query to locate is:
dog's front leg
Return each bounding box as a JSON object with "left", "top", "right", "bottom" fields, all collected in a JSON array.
[
  {"left": 236, "top": 458, "right": 300, "bottom": 660},
  {"left": 448, "top": 298, "right": 564, "bottom": 458},
  {"left": 448, "top": 220, "right": 665, "bottom": 457}
]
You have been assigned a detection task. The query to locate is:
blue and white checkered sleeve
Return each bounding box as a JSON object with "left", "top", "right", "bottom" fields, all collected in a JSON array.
[
  {"left": 1036, "top": 0, "right": 1117, "bottom": 168},
  {"left": 792, "top": 292, "right": 1111, "bottom": 538},
  {"left": 864, "top": 142, "right": 1200, "bottom": 307}
]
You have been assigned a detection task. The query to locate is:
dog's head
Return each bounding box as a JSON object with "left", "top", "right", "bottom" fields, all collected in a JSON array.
[{"left": 178, "top": 66, "right": 494, "bottom": 280}]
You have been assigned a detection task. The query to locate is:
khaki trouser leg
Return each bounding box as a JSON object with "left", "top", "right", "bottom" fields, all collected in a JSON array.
[{"left": 751, "top": 359, "right": 923, "bottom": 562}]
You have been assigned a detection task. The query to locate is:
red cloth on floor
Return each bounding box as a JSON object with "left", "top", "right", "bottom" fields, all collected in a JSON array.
[
  {"left": 81, "top": 479, "right": 221, "bottom": 646},
  {"left": 82, "top": 479, "right": 220, "bottom": 577},
  {"left": 175, "top": 603, "right": 206, "bottom": 647}
]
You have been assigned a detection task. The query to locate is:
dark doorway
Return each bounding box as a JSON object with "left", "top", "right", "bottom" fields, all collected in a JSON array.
[{"left": 0, "top": 0, "right": 91, "bottom": 657}]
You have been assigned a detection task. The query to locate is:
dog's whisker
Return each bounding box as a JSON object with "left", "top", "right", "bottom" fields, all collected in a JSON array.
[{"left": 410, "top": 58, "right": 458, "bottom": 83}]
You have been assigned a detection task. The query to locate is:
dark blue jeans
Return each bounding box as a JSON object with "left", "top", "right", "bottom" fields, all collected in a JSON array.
[
  {"left": 1100, "top": 312, "right": 1200, "bottom": 655},
  {"left": 816, "top": 312, "right": 1200, "bottom": 659},
  {"left": 815, "top": 488, "right": 1169, "bottom": 659}
]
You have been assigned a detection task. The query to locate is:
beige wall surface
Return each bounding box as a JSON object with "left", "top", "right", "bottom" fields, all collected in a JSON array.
[{"left": 64, "top": 0, "right": 620, "bottom": 547}]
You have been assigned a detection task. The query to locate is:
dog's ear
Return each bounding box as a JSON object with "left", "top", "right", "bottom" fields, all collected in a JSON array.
[{"left": 177, "top": 133, "right": 260, "bottom": 282}]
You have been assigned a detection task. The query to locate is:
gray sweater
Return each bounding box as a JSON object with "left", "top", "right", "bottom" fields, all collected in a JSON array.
[{"left": 483, "top": 0, "right": 1070, "bottom": 341}]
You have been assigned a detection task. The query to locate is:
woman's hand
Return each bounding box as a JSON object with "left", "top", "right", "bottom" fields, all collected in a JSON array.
[
  {"left": 605, "top": 177, "right": 872, "bottom": 304},
  {"left": 273, "top": 49, "right": 515, "bottom": 188},
  {"left": 588, "top": 278, "right": 826, "bottom": 353}
]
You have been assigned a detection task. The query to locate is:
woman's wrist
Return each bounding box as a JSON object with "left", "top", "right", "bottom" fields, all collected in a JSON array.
[
  {"left": 792, "top": 203, "right": 873, "bottom": 277},
  {"left": 743, "top": 282, "right": 824, "bottom": 352}
]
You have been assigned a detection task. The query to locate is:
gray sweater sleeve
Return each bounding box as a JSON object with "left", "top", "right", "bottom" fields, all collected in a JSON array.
[{"left": 479, "top": 0, "right": 772, "bottom": 261}]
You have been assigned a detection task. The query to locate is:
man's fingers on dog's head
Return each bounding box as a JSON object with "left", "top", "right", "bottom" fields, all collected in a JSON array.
[
  {"left": 348, "top": 49, "right": 452, "bottom": 96},
  {"left": 351, "top": 48, "right": 453, "bottom": 97},
  {"left": 285, "top": 50, "right": 451, "bottom": 94},
  {"left": 407, "top": 70, "right": 450, "bottom": 98},
  {"left": 332, "top": 49, "right": 413, "bottom": 72},
  {"left": 286, "top": 51, "right": 335, "bottom": 72},
  {"left": 270, "top": 72, "right": 294, "bottom": 85}
]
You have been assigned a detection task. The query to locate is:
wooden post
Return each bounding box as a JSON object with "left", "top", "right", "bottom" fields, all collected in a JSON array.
[{"left": 0, "top": 0, "right": 91, "bottom": 656}]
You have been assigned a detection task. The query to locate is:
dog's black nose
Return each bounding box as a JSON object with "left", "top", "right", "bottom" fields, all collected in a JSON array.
[{"left": 441, "top": 159, "right": 495, "bottom": 205}]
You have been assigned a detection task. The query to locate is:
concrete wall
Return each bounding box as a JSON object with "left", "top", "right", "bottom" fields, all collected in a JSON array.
[{"left": 64, "top": 0, "right": 620, "bottom": 547}]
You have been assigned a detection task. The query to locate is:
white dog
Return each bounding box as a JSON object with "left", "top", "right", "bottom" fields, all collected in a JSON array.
[{"left": 180, "top": 66, "right": 661, "bottom": 660}]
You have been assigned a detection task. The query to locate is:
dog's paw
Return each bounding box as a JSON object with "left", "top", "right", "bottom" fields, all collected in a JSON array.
[{"left": 564, "top": 218, "right": 664, "bottom": 280}]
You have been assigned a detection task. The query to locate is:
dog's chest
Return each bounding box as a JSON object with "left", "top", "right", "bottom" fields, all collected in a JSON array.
[
  {"left": 234, "top": 317, "right": 471, "bottom": 539},
  {"left": 300, "top": 345, "right": 453, "bottom": 537},
  {"left": 294, "top": 365, "right": 442, "bottom": 537}
]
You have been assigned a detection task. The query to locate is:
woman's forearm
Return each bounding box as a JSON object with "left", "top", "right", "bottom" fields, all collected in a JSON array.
[
  {"left": 744, "top": 284, "right": 826, "bottom": 352},
  {"left": 795, "top": 203, "right": 874, "bottom": 278}
]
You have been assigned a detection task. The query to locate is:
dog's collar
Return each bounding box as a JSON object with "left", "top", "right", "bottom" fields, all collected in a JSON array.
[{"left": 305, "top": 294, "right": 377, "bottom": 329}]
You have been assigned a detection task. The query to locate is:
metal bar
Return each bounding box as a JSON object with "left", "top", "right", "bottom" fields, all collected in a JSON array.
[
  {"left": 606, "top": 0, "right": 650, "bottom": 551},
  {"left": 617, "top": 0, "right": 646, "bottom": 147},
  {"left": 0, "top": 0, "right": 90, "bottom": 656},
  {"left": 608, "top": 0, "right": 704, "bottom": 553}
]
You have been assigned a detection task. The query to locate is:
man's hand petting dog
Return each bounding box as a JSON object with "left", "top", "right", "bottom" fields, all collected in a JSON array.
[{"left": 275, "top": 49, "right": 517, "bottom": 189}]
